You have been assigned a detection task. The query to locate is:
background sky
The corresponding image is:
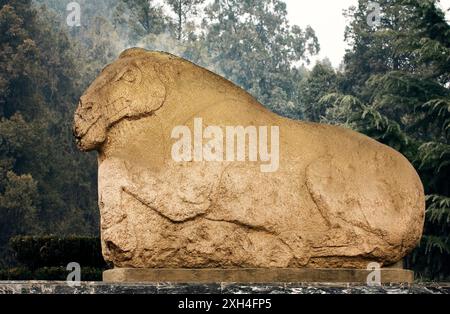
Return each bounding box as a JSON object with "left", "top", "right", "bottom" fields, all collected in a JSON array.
[{"left": 284, "top": 0, "right": 450, "bottom": 68}]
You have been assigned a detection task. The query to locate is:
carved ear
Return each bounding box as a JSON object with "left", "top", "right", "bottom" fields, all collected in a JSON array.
[
  {"left": 119, "top": 48, "right": 149, "bottom": 59},
  {"left": 115, "top": 64, "right": 142, "bottom": 84}
]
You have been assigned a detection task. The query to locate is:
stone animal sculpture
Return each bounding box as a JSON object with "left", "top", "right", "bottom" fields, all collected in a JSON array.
[{"left": 73, "top": 48, "right": 425, "bottom": 269}]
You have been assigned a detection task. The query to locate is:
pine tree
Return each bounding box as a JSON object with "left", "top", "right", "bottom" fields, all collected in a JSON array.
[{"left": 297, "top": 59, "right": 339, "bottom": 121}]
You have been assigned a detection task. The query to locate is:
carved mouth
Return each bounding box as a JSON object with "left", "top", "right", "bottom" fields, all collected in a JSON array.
[
  {"left": 74, "top": 114, "right": 102, "bottom": 138},
  {"left": 75, "top": 136, "right": 89, "bottom": 151},
  {"left": 73, "top": 121, "right": 85, "bottom": 149}
]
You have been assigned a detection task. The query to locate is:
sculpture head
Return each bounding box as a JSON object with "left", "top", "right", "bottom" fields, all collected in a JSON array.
[{"left": 73, "top": 48, "right": 172, "bottom": 151}]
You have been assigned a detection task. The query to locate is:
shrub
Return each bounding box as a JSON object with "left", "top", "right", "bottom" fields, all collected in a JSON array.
[
  {"left": 9, "top": 236, "right": 107, "bottom": 269},
  {"left": 0, "top": 267, "right": 103, "bottom": 281},
  {"left": 0, "top": 267, "right": 33, "bottom": 280}
]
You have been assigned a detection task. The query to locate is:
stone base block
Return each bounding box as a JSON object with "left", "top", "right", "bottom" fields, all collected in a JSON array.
[
  {"left": 2, "top": 281, "right": 450, "bottom": 294},
  {"left": 103, "top": 268, "right": 414, "bottom": 284}
]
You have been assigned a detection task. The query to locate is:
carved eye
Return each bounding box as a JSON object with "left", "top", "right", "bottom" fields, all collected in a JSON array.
[{"left": 117, "top": 67, "right": 139, "bottom": 83}]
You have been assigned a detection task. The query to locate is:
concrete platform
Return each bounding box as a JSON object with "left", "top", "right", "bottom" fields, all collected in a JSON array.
[{"left": 103, "top": 268, "right": 414, "bottom": 284}]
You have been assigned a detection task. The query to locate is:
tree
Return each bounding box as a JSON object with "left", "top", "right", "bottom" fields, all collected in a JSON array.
[
  {"left": 165, "top": 0, "right": 205, "bottom": 40},
  {"left": 320, "top": 0, "right": 450, "bottom": 279},
  {"left": 35, "top": 0, "right": 124, "bottom": 85},
  {"left": 113, "top": 0, "right": 168, "bottom": 44},
  {"left": 202, "top": 0, "right": 319, "bottom": 116},
  {"left": 0, "top": 0, "right": 99, "bottom": 267},
  {"left": 297, "top": 59, "right": 339, "bottom": 121}
]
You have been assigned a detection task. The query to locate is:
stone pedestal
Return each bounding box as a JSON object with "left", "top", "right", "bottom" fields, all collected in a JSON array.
[{"left": 103, "top": 268, "right": 414, "bottom": 284}]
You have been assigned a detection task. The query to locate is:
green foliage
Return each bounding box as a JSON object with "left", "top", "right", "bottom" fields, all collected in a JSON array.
[
  {"left": 0, "top": 171, "right": 39, "bottom": 236},
  {"left": 426, "top": 195, "right": 450, "bottom": 225},
  {"left": 0, "top": 267, "right": 32, "bottom": 280},
  {"left": 201, "top": 0, "right": 318, "bottom": 116},
  {"left": 315, "top": 0, "right": 450, "bottom": 280},
  {"left": 0, "top": 236, "right": 106, "bottom": 281},
  {"left": 298, "top": 60, "right": 340, "bottom": 121},
  {"left": 113, "top": 0, "right": 168, "bottom": 44},
  {"left": 164, "top": 0, "right": 206, "bottom": 40},
  {"left": 9, "top": 236, "right": 107, "bottom": 269},
  {"left": 0, "top": 0, "right": 99, "bottom": 267},
  {"left": 0, "top": 267, "right": 103, "bottom": 281}
]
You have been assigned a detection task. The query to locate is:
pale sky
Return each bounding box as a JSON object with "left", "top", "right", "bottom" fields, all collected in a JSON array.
[{"left": 284, "top": 0, "right": 450, "bottom": 68}]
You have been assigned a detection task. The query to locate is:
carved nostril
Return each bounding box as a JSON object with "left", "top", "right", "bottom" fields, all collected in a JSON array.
[{"left": 79, "top": 96, "right": 94, "bottom": 111}]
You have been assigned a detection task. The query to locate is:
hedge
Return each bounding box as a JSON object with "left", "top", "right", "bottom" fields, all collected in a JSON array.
[
  {"left": 9, "top": 236, "right": 108, "bottom": 269},
  {"left": 0, "top": 267, "right": 103, "bottom": 281}
]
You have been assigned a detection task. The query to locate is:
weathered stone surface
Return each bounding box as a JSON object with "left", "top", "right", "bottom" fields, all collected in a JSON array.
[
  {"left": 103, "top": 268, "right": 415, "bottom": 284},
  {"left": 0, "top": 282, "right": 448, "bottom": 294},
  {"left": 73, "top": 48, "right": 425, "bottom": 270}
]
